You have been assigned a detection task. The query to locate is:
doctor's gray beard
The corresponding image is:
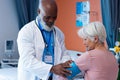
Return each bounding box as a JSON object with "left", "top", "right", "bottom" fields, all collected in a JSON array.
[{"left": 38, "top": 15, "right": 54, "bottom": 32}]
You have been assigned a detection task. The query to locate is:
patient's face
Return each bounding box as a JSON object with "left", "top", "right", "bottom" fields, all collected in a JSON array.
[{"left": 83, "top": 37, "right": 96, "bottom": 51}]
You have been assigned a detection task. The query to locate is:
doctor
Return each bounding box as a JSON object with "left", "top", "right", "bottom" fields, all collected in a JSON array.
[{"left": 17, "top": 0, "right": 72, "bottom": 80}]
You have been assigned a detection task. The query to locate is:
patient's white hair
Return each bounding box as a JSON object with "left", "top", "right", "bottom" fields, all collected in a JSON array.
[{"left": 78, "top": 22, "right": 107, "bottom": 43}]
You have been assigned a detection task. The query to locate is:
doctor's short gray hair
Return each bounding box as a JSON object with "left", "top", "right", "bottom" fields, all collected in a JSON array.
[{"left": 78, "top": 21, "right": 107, "bottom": 43}]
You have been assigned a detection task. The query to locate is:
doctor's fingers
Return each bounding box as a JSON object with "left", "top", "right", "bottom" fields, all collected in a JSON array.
[
  {"left": 60, "top": 68, "right": 71, "bottom": 77},
  {"left": 50, "top": 64, "right": 71, "bottom": 75},
  {"left": 50, "top": 64, "right": 67, "bottom": 75},
  {"left": 61, "top": 60, "right": 73, "bottom": 68}
]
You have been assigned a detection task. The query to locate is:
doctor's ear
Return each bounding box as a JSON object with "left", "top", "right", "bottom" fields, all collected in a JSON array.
[{"left": 37, "top": 9, "right": 40, "bottom": 14}]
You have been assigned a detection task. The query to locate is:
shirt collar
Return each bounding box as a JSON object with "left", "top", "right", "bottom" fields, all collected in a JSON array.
[
  {"left": 36, "top": 16, "right": 53, "bottom": 32},
  {"left": 36, "top": 16, "right": 45, "bottom": 31}
]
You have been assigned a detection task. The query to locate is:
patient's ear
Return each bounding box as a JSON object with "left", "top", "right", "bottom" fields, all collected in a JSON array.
[{"left": 94, "top": 36, "right": 99, "bottom": 43}]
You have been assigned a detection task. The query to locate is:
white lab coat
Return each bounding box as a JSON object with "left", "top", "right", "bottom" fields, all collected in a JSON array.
[{"left": 17, "top": 20, "right": 71, "bottom": 80}]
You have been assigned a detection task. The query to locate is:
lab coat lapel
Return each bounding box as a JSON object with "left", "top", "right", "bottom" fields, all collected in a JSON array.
[
  {"left": 34, "top": 23, "right": 45, "bottom": 60},
  {"left": 54, "top": 28, "right": 62, "bottom": 65}
]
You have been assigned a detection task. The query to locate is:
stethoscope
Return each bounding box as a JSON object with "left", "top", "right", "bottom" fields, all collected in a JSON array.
[{"left": 35, "top": 17, "right": 56, "bottom": 48}]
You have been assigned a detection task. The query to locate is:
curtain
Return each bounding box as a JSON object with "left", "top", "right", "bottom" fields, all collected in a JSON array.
[
  {"left": 15, "top": 0, "right": 39, "bottom": 30},
  {"left": 101, "top": 0, "right": 120, "bottom": 48}
]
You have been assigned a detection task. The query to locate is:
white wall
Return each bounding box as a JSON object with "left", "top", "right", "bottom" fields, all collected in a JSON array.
[{"left": 0, "top": 0, "right": 19, "bottom": 61}]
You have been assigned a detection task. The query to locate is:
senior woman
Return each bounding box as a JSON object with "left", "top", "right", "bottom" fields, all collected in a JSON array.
[
  {"left": 75, "top": 21, "right": 119, "bottom": 80},
  {"left": 58, "top": 22, "right": 118, "bottom": 80}
]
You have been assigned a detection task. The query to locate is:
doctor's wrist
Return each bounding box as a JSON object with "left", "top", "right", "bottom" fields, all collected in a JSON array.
[{"left": 50, "top": 64, "right": 63, "bottom": 75}]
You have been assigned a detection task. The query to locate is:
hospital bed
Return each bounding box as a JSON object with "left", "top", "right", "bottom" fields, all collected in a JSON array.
[
  {"left": 67, "top": 50, "right": 83, "bottom": 61},
  {"left": 0, "top": 67, "right": 17, "bottom": 80}
]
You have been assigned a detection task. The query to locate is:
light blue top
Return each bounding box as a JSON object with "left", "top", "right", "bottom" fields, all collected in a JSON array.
[{"left": 37, "top": 19, "right": 54, "bottom": 65}]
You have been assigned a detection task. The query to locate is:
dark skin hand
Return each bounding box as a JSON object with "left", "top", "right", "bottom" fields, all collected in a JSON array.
[{"left": 50, "top": 60, "right": 73, "bottom": 77}]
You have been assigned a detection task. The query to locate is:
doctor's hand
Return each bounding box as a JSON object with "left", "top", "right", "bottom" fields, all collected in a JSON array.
[{"left": 50, "top": 60, "right": 73, "bottom": 77}]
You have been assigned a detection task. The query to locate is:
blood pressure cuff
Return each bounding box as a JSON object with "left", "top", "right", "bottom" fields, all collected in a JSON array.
[{"left": 67, "top": 61, "right": 81, "bottom": 79}]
